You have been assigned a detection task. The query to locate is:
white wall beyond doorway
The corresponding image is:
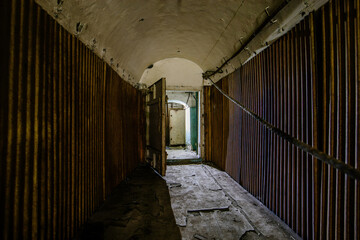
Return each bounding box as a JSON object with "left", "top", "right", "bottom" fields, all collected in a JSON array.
[{"left": 169, "top": 109, "right": 185, "bottom": 145}]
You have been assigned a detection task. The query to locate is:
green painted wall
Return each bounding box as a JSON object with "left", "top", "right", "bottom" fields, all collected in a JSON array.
[{"left": 190, "top": 93, "right": 198, "bottom": 151}]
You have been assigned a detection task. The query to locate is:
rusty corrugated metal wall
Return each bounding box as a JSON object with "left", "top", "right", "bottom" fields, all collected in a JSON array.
[
  {"left": 0, "top": 1, "right": 145, "bottom": 239},
  {"left": 105, "top": 67, "right": 145, "bottom": 195},
  {"left": 204, "top": 0, "right": 359, "bottom": 239}
]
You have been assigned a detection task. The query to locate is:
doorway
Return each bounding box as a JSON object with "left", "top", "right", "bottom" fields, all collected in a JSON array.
[{"left": 166, "top": 91, "right": 200, "bottom": 162}]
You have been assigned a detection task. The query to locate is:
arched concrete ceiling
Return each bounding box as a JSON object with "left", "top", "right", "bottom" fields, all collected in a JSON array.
[
  {"left": 168, "top": 100, "right": 189, "bottom": 109},
  {"left": 36, "top": 0, "right": 328, "bottom": 86},
  {"left": 140, "top": 58, "right": 203, "bottom": 90},
  {"left": 167, "top": 92, "right": 197, "bottom": 108}
]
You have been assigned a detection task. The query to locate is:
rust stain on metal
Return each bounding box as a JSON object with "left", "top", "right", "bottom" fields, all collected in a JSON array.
[
  {"left": 0, "top": 1, "right": 145, "bottom": 239},
  {"left": 204, "top": 0, "right": 359, "bottom": 238}
]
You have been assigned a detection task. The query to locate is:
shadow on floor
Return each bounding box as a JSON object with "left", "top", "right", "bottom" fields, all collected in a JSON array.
[{"left": 76, "top": 165, "right": 181, "bottom": 240}]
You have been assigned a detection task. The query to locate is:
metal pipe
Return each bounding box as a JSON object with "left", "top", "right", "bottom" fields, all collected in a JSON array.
[
  {"left": 202, "top": 1, "right": 290, "bottom": 79},
  {"left": 208, "top": 78, "right": 360, "bottom": 180}
]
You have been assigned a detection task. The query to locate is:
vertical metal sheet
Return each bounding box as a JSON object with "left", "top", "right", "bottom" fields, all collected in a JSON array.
[
  {"left": 355, "top": 1, "right": 360, "bottom": 238},
  {"left": 0, "top": 1, "right": 145, "bottom": 239},
  {"left": 204, "top": 0, "right": 359, "bottom": 238},
  {"left": 104, "top": 66, "right": 145, "bottom": 195}
]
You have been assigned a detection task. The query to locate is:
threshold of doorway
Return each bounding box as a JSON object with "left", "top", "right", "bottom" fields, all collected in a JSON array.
[{"left": 166, "top": 158, "right": 202, "bottom": 165}]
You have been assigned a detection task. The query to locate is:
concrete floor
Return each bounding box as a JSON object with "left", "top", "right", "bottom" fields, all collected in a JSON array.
[
  {"left": 164, "top": 165, "right": 301, "bottom": 240},
  {"left": 75, "top": 165, "right": 181, "bottom": 240},
  {"left": 76, "top": 164, "right": 301, "bottom": 240},
  {"left": 166, "top": 147, "right": 198, "bottom": 160}
]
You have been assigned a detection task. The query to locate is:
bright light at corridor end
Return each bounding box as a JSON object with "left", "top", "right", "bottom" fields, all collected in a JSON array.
[{"left": 139, "top": 58, "right": 204, "bottom": 90}]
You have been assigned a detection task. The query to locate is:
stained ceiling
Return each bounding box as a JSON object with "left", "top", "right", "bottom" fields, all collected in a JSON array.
[
  {"left": 140, "top": 58, "right": 203, "bottom": 90},
  {"left": 36, "top": 0, "right": 327, "bottom": 87}
]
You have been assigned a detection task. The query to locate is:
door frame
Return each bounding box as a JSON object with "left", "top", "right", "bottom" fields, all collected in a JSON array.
[{"left": 145, "top": 78, "right": 166, "bottom": 176}]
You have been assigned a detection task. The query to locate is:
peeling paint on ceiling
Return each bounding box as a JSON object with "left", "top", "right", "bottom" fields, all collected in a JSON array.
[{"left": 35, "top": 0, "right": 328, "bottom": 87}]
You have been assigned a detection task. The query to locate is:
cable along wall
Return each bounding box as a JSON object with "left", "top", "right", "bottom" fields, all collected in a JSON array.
[{"left": 204, "top": 0, "right": 359, "bottom": 239}]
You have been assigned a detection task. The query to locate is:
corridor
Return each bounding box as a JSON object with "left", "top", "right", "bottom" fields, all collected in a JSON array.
[{"left": 0, "top": 0, "right": 359, "bottom": 239}]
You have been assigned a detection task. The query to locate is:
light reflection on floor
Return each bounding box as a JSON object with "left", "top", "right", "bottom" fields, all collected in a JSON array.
[{"left": 166, "top": 146, "right": 198, "bottom": 160}]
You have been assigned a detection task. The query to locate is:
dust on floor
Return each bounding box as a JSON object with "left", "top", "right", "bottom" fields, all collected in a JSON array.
[
  {"left": 166, "top": 146, "right": 198, "bottom": 160},
  {"left": 164, "top": 164, "right": 301, "bottom": 240},
  {"left": 75, "top": 165, "right": 181, "bottom": 240},
  {"left": 76, "top": 164, "right": 301, "bottom": 240}
]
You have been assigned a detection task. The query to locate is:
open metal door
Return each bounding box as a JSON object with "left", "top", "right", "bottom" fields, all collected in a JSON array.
[{"left": 146, "top": 78, "right": 166, "bottom": 176}]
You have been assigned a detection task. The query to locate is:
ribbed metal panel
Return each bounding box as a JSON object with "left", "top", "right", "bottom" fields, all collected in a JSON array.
[
  {"left": 105, "top": 67, "right": 145, "bottom": 195},
  {"left": 0, "top": 1, "right": 145, "bottom": 239},
  {"left": 204, "top": 0, "right": 359, "bottom": 238}
]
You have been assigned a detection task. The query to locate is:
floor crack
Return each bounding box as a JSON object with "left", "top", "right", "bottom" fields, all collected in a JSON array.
[{"left": 201, "top": 164, "right": 263, "bottom": 237}]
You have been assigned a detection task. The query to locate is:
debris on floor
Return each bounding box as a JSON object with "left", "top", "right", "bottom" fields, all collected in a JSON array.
[
  {"left": 75, "top": 165, "right": 181, "bottom": 240},
  {"left": 169, "top": 182, "right": 182, "bottom": 188},
  {"left": 187, "top": 206, "right": 229, "bottom": 213},
  {"left": 239, "top": 230, "right": 263, "bottom": 240},
  {"left": 193, "top": 233, "right": 208, "bottom": 240},
  {"left": 166, "top": 146, "right": 198, "bottom": 160},
  {"left": 164, "top": 164, "right": 301, "bottom": 240},
  {"left": 75, "top": 164, "right": 301, "bottom": 240}
]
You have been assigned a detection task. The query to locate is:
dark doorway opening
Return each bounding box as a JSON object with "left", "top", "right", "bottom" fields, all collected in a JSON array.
[{"left": 165, "top": 91, "right": 201, "bottom": 163}]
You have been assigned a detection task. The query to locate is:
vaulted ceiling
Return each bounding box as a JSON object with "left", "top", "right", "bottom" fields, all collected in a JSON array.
[{"left": 36, "top": 0, "right": 327, "bottom": 87}]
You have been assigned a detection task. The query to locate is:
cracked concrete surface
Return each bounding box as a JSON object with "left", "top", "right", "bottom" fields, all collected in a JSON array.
[
  {"left": 76, "top": 164, "right": 301, "bottom": 240},
  {"left": 164, "top": 165, "right": 301, "bottom": 240},
  {"left": 75, "top": 166, "right": 181, "bottom": 240}
]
